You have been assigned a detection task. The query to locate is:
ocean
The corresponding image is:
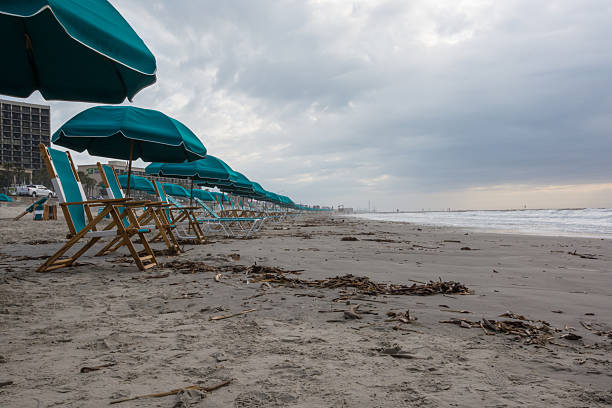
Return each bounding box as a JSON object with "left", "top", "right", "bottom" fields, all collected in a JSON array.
[{"left": 349, "top": 208, "right": 612, "bottom": 238}]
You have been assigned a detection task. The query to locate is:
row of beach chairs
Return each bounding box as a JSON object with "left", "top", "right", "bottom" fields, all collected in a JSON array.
[{"left": 37, "top": 145, "right": 295, "bottom": 273}]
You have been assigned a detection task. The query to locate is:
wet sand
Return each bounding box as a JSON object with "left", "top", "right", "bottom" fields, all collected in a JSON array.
[{"left": 1, "top": 205, "right": 611, "bottom": 407}]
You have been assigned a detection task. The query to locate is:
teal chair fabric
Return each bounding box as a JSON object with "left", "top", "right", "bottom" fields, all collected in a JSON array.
[
  {"left": 25, "top": 197, "right": 48, "bottom": 212},
  {"left": 48, "top": 147, "right": 87, "bottom": 232}
]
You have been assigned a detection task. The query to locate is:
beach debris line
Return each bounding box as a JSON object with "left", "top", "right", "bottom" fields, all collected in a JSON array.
[
  {"left": 161, "top": 260, "right": 244, "bottom": 274},
  {"left": 341, "top": 236, "right": 359, "bottom": 241},
  {"left": 109, "top": 379, "right": 233, "bottom": 404},
  {"left": 247, "top": 266, "right": 471, "bottom": 297}
]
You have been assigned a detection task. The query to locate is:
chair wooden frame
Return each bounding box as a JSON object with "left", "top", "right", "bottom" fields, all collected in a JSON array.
[
  {"left": 37, "top": 144, "right": 158, "bottom": 272},
  {"left": 94, "top": 163, "right": 181, "bottom": 256},
  {"left": 193, "top": 197, "right": 266, "bottom": 239},
  {"left": 152, "top": 182, "right": 206, "bottom": 244}
]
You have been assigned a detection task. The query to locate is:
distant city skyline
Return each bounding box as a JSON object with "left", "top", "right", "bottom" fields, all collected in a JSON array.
[{"left": 9, "top": 0, "right": 612, "bottom": 211}]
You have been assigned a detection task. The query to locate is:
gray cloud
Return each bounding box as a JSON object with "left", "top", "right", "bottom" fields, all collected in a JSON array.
[{"left": 13, "top": 0, "right": 612, "bottom": 209}]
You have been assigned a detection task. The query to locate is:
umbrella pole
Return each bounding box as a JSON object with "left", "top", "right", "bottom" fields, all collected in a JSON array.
[
  {"left": 126, "top": 140, "right": 134, "bottom": 198},
  {"left": 190, "top": 178, "right": 193, "bottom": 206},
  {"left": 188, "top": 178, "right": 193, "bottom": 234}
]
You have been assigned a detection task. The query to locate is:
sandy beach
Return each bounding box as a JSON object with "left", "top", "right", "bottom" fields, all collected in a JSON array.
[{"left": 1, "top": 206, "right": 611, "bottom": 407}]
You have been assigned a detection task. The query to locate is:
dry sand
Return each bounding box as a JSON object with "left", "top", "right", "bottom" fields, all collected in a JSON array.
[{"left": 1, "top": 203, "right": 612, "bottom": 407}]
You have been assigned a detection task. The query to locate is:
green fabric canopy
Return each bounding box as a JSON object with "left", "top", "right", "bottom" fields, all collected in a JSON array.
[
  {"left": 0, "top": 0, "right": 156, "bottom": 103},
  {"left": 117, "top": 174, "right": 155, "bottom": 193},
  {"left": 191, "top": 189, "right": 216, "bottom": 202},
  {"left": 146, "top": 155, "right": 229, "bottom": 182},
  {"left": 0, "top": 193, "right": 13, "bottom": 202},
  {"left": 52, "top": 106, "right": 207, "bottom": 162},
  {"left": 162, "top": 183, "right": 189, "bottom": 198}
]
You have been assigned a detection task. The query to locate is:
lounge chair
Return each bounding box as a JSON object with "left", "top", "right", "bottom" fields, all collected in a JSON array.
[
  {"left": 95, "top": 163, "right": 181, "bottom": 255},
  {"left": 153, "top": 181, "right": 206, "bottom": 243},
  {"left": 193, "top": 197, "right": 266, "bottom": 238},
  {"left": 13, "top": 196, "right": 48, "bottom": 220},
  {"left": 37, "top": 145, "right": 158, "bottom": 272}
]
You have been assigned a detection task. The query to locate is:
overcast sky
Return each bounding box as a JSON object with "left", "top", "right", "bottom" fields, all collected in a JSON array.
[{"left": 15, "top": 0, "right": 612, "bottom": 210}]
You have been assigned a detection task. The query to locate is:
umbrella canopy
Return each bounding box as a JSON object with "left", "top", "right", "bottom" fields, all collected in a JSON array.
[
  {"left": 162, "top": 183, "right": 189, "bottom": 198},
  {"left": 117, "top": 174, "right": 155, "bottom": 194},
  {"left": 191, "top": 189, "right": 216, "bottom": 202},
  {"left": 0, "top": 0, "right": 156, "bottom": 103},
  {"left": 52, "top": 106, "right": 207, "bottom": 162},
  {"left": 146, "top": 155, "right": 229, "bottom": 181},
  {"left": 248, "top": 181, "right": 268, "bottom": 199},
  {"left": 0, "top": 193, "right": 13, "bottom": 202},
  {"left": 265, "top": 191, "right": 282, "bottom": 204}
]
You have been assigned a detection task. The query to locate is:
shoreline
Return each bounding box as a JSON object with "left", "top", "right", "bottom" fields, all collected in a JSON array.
[
  {"left": 348, "top": 211, "right": 612, "bottom": 240},
  {"left": 1, "top": 212, "right": 612, "bottom": 406}
]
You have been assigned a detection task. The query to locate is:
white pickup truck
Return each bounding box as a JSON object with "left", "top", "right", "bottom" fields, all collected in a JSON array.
[{"left": 16, "top": 184, "right": 56, "bottom": 198}]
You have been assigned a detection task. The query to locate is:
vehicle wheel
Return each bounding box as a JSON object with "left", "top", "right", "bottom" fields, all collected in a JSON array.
[{"left": 32, "top": 192, "right": 37, "bottom": 197}]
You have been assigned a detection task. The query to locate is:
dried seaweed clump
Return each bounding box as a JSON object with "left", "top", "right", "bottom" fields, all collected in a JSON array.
[{"left": 248, "top": 267, "right": 471, "bottom": 297}]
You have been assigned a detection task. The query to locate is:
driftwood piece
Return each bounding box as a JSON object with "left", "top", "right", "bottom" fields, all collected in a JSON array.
[
  {"left": 344, "top": 305, "right": 362, "bottom": 320},
  {"left": 143, "top": 273, "right": 169, "bottom": 279},
  {"left": 80, "top": 363, "right": 116, "bottom": 373},
  {"left": 568, "top": 250, "right": 598, "bottom": 259},
  {"left": 386, "top": 310, "right": 417, "bottom": 323},
  {"left": 210, "top": 309, "right": 257, "bottom": 321},
  {"left": 109, "top": 379, "right": 233, "bottom": 404},
  {"left": 440, "top": 309, "right": 471, "bottom": 314}
]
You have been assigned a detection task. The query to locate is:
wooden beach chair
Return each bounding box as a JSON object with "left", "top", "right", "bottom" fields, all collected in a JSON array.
[
  {"left": 153, "top": 181, "right": 206, "bottom": 244},
  {"left": 13, "top": 196, "right": 48, "bottom": 220},
  {"left": 37, "top": 145, "right": 158, "bottom": 272},
  {"left": 193, "top": 197, "right": 266, "bottom": 238},
  {"left": 94, "top": 163, "right": 181, "bottom": 256}
]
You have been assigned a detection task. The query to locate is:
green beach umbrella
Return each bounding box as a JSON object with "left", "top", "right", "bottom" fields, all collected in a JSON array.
[
  {"left": 117, "top": 174, "right": 155, "bottom": 194},
  {"left": 0, "top": 193, "right": 13, "bottom": 202},
  {"left": 162, "top": 183, "right": 190, "bottom": 198},
  {"left": 146, "top": 155, "right": 230, "bottom": 204},
  {"left": 0, "top": 0, "right": 157, "bottom": 103},
  {"left": 53, "top": 106, "right": 207, "bottom": 195},
  {"left": 250, "top": 182, "right": 268, "bottom": 199},
  {"left": 191, "top": 189, "right": 216, "bottom": 202},
  {"left": 146, "top": 156, "right": 230, "bottom": 182}
]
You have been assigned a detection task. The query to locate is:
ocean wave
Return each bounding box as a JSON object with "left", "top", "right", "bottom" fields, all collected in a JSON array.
[{"left": 349, "top": 208, "right": 612, "bottom": 238}]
